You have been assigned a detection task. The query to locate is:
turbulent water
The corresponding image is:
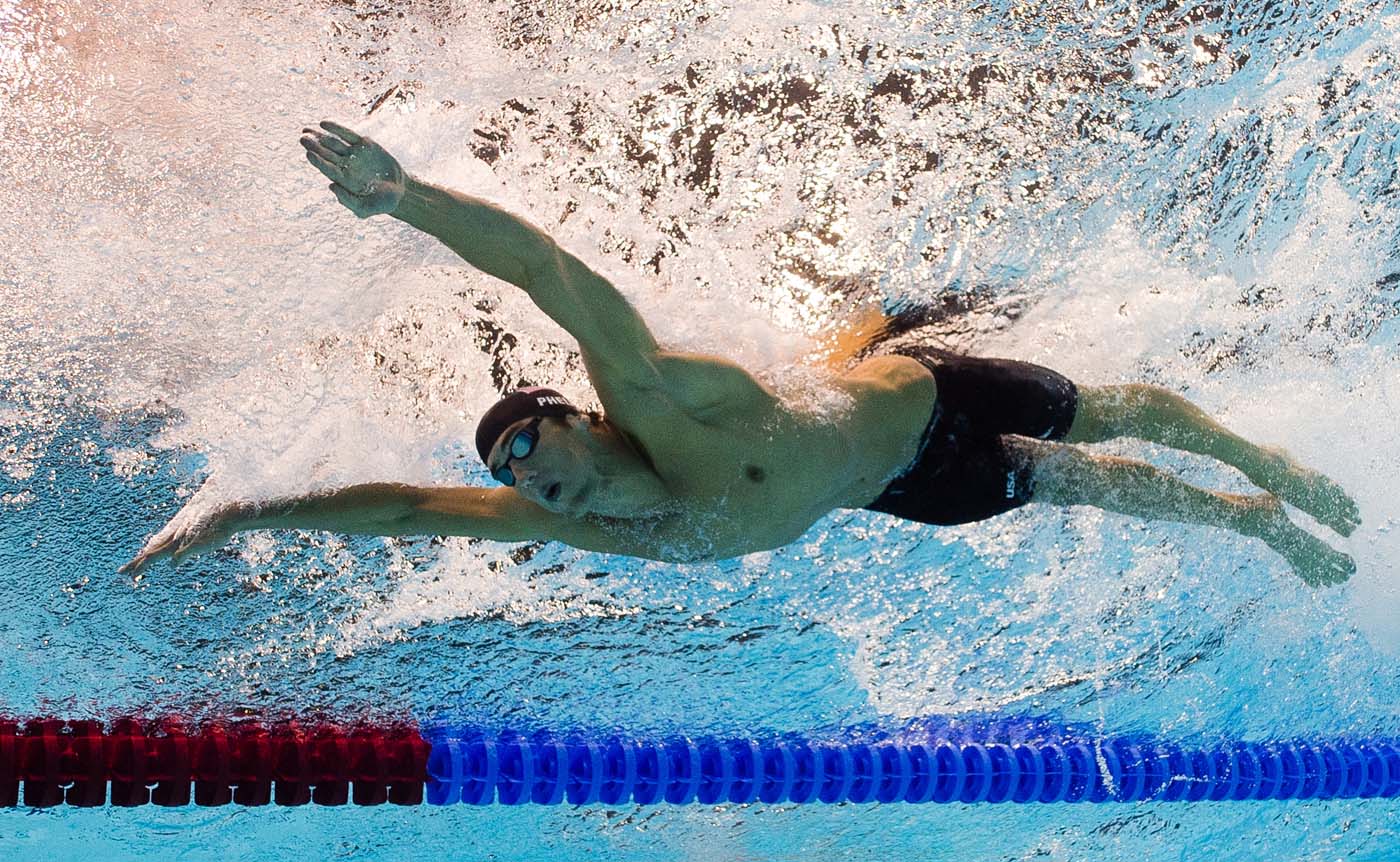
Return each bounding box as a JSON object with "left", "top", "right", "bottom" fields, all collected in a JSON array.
[{"left": 2, "top": 0, "right": 1400, "bottom": 859}]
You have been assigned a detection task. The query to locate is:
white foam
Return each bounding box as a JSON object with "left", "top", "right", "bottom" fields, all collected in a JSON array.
[
  {"left": 331, "top": 540, "right": 641, "bottom": 656},
  {"left": 9, "top": 0, "right": 1399, "bottom": 694},
  {"left": 970, "top": 189, "right": 1400, "bottom": 666}
]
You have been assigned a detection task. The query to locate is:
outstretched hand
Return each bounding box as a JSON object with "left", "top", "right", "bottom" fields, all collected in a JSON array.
[
  {"left": 300, "top": 120, "right": 406, "bottom": 218},
  {"left": 119, "top": 500, "right": 250, "bottom": 577}
]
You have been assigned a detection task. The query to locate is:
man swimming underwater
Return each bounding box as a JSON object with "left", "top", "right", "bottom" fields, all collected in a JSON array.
[{"left": 121, "top": 120, "right": 1360, "bottom": 585}]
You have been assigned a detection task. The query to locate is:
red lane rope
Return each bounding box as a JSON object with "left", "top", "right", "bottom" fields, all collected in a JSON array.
[{"left": 0, "top": 718, "right": 429, "bottom": 807}]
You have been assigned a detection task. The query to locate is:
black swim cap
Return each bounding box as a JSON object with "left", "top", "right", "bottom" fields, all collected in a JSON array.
[{"left": 475, "top": 387, "right": 580, "bottom": 465}]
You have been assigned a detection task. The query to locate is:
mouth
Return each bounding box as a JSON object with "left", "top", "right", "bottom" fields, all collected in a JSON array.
[{"left": 544, "top": 482, "right": 562, "bottom": 503}]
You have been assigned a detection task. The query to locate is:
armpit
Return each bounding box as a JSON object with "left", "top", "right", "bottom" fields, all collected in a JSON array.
[{"left": 557, "top": 510, "right": 722, "bottom": 563}]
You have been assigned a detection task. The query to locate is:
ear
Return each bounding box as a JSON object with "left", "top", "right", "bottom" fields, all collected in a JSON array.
[
  {"left": 570, "top": 411, "right": 611, "bottom": 437},
  {"left": 561, "top": 413, "right": 591, "bottom": 436}
]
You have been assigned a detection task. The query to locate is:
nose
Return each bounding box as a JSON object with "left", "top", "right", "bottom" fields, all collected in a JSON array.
[{"left": 513, "top": 463, "right": 552, "bottom": 494}]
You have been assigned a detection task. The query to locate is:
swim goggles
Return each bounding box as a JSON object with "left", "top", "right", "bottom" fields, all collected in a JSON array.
[{"left": 491, "top": 417, "right": 543, "bottom": 486}]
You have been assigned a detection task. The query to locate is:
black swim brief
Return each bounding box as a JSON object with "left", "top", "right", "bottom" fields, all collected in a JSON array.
[{"left": 863, "top": 346, "right": 1078, "bottom": 526}]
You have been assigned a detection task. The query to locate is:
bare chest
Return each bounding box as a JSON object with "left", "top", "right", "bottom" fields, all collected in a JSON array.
[{"left": 624, "top": 360, "right": 936, "bottom": 556}]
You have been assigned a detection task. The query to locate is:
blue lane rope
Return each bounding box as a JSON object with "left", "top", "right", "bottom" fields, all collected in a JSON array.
[
  {"left": 2, "top": 716, "right": 1395, "bottom": 806},
  {"left": 422, "top": 724, "right": 1400, "bottom": 805}
]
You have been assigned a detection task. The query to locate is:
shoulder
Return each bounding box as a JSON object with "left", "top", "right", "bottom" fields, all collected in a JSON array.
[
  {"left": 653, "top": 350, "right": 777, "bottom": 414},
  {"left": 591, "top": 348, "right": 777, "bottom": 427}
]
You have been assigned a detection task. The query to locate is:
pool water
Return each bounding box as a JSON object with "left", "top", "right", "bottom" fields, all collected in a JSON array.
[{"left": 2, "top": 0, "right": 1399, "bottom": 858}]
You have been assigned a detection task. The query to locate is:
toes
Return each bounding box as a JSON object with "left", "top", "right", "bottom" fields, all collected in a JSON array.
[
  {"left": 1333, "top": 503, "right": 1361, "bottom": 538},
  {"left": 1323, "top": 555, "right": 1355, "bottom": 585}
]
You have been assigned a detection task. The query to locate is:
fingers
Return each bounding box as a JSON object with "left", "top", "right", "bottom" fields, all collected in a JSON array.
[
  {"left": 119, "top": 522, "right": 185, "bottom": 574},
  {"left": 303, "top": 147, "right": 346, "bottom": 184},
  {"left": 319, "top": 119, "right": 363, "bottom": 144},
  {"left": 301, "top": 128, "right": 352, "bottom": 157},
  {"left": 118, "top": 543, "right": 162, "bottom": 575},
  {"left": 305, "top": 149, "right": 376, "bottom": 204},
  {"left": 168, "top": 540, "right": 202, "bottom": 565},
  {"left": 328, "top": 182, "right": 371, "bottom": 217},
  {"left": 300, "top": 133, "right": 347, "bottom": 167}
]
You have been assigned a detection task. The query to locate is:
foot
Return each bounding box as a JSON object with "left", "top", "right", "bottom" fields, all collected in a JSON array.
[
  {"left": 1254, "top": 447, "right": 1361, "bottom": 538},
  {"left": 1252, "top": 496, "right": 1356, "bottom": 587}
]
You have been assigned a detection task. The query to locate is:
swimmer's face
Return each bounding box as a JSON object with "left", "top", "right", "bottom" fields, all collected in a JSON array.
[{"left": 487, "top": 414, "right": 598, "bottom": 514}]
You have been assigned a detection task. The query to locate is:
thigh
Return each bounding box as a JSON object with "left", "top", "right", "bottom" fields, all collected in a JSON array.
[
  {"left": 922, "top": 349, "right": 1079, "bottom": 441},
  {"left": 1062, "top": 383, "right": 1144, "bottom": 444},
  {"left": 868, "top": 435, "right": 1040, "bottom": 526}
]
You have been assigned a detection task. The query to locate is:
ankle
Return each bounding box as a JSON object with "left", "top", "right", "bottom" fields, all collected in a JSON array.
[
  {"left": 1253, "top": 445, "right": 1293, "bottom": 478},
  {"left": 1240, "top": 494, "right": 1286, "bottom": 540}
]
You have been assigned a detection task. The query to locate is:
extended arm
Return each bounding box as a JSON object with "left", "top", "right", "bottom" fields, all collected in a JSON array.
[
  {"left": 300, "top": 121, "right": 661, "bottom": 389},
  {"left": 118, "top": 482, "right": 668, "bottom": 574},
  {"left": 121, "top": 482, "right": 544, "bottom": 574},
  {"left": 394, "top": 178, "right": 662, "bottom": 379}
]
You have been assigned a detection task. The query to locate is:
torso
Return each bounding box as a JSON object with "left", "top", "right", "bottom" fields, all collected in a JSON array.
[{"left": 591, "top": 352, "right": 937, "bottom": 561}]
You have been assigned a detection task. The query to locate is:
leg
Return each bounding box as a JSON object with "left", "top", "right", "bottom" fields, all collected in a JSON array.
[
  {"left": 1066, "top": 383, "right": 1360, "bottom": 536},
  {"left": 1029, "top": 442, "right": 1354, "bottom": 586}
]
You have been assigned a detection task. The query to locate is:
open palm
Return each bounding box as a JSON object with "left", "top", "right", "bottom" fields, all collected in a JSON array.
[{"left": 299, "top": 120, "right": 406, "bottom": 218}]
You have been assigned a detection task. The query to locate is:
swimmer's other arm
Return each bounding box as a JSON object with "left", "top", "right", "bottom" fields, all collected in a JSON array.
[
  {"left": 302, "top": 122, "right": 772, "bottom": 415},
  {"left": 121, "top": 483, "right": 657, "bottom": 573},
  {"left": 393, "top": 182, "right": 778, "bottom": 419},
  {"left": 301, "top": 121, "right": 658, "bottom": 382},
  {"left": 252, "top": 481, "right": 579, "bottom": 542},
  {"left": 390, "top": 178, "right": 662, "bottom": 384}
]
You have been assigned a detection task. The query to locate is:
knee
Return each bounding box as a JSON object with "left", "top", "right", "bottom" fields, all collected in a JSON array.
[
  {"left": 1125, "top": 383, "right": 1183, "bottom": 410},
  {"left": 1027, "top": 443, "right": 1097, "bottom": 504},
  {"left": 1032, "top": 448, "right": 1154, "bottom": 508}
]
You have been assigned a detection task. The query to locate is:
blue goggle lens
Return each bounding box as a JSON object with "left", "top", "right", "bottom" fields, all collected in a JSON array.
[
  {"left": 492, "top": 423, "right": 540, "bottom": 486},
  {"left": 510, "top": 427, "right": 538, "bottom": 459}
]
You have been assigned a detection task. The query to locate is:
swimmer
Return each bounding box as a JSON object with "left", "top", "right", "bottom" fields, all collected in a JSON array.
[{"left": 120, "top": 120, "right": 1361, "bottom": 586}]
